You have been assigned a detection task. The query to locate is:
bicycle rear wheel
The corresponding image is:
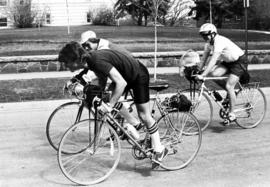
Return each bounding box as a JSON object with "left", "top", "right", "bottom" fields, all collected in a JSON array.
[
  {"left": 46, "top": 101, "right": 90, "bottom": 152},
  {"left": 234, "top": 86, "right": 267, "bottom": 128},
  {"left": 180, "top": 89, "right": 213, "bottom": 132},
  {"left": 156, "top": 111, "right": 202, "bottom": 170},
  {"left": 58, "top": 119, "right": 121, "bottom": 185}
]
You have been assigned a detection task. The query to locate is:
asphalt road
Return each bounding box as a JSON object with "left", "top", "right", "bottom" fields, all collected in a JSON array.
[{"left": 0, "top": 88, "right": 270, "bottom": 187}]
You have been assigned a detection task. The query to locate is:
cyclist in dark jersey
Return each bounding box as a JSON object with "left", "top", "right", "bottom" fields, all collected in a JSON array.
[{"left": 59, "top": 41, "right": 168, "bottom": 169}]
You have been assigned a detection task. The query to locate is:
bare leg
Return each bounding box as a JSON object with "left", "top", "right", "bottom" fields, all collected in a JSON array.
[
  {"left": 136, "top": 102, "right": 164, "bottom": 152},
  {"left": 226, "top": 74, "right": 239, "bottom": 113},
  {"left": 210, "top": 65, "right": 228, "bottom": 90},
  {"left": 118, "top": 105, "right": 140, "bottom": 126}
]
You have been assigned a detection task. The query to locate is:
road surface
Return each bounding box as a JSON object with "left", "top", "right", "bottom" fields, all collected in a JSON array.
[{"left": 0, "top": 88, "right": 270, "bottom": 187}]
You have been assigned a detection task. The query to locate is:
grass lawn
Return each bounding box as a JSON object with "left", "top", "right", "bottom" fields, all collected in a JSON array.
[
  {"left": 1, "top": 25, "right": 270, "bottom": 56},
  {"left": 0, "top": 69, "right": 269, "bottom": 103}
]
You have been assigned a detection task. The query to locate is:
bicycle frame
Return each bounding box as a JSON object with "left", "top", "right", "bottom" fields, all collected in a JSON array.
[
  {"left": 196, "top": 77, "right": 262, "bottom": 117},
  {"left": 198, "top": 76, "right": 228, "bottom": 110},
  {"left": 93, "top": 96, "right": 152, "bottom": 157}
]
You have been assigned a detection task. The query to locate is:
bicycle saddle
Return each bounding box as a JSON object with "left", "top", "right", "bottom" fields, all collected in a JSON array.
[{"left": 149, "top": 83, "right": 169, "bottom": 92}]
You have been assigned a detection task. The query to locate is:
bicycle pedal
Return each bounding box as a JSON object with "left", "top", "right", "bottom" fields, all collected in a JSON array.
[
  {"left": 220, "top": 118, "right": 236, "bottom": 126},
  {"left": 220, "top": 120, "right": 230, "bottom": 126}
]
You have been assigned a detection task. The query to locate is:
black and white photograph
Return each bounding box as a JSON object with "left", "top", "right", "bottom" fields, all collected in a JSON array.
[{"left": 0, "top": 0, "right": 269, "bottom": 186}]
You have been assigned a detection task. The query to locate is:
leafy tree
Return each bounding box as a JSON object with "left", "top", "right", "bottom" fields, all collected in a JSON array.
[
  {"left": 190, "top": 0, "right": 244, "bottom": 28},
  {"left": 114, "top": 0, "right": 169, "bottom": 26}
]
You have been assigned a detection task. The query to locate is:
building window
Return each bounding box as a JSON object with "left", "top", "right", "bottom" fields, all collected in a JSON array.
[
  {"left": 46, "top": 13, "right": 51, "bottom": 24},
  {"left": 0, "top": 17, "right": 7, "bottom": 27},
  {"left": 0, "top": 0, "right": 7, "bottom": 6},
  {"left": 235, "top": 15, "right": 241, "bottom": 21},
  {"left": 224, "top": 18, "right": 231, "bottom": 22}
]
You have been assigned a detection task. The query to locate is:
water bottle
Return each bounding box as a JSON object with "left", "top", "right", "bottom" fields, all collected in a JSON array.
[
  {"left": 213, "top": 90, "right": 223, "bottom": 102},
  {"left": 125, "top": 123, "right": 140, "bottom": 140}
]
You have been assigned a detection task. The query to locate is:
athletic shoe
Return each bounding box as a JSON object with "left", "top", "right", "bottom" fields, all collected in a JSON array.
[
  {"left": 221, "top": 112, "right": 236, "bottom": 126},
  {"left": 152, "top": 147, "right": 169, "bottom": 169}
]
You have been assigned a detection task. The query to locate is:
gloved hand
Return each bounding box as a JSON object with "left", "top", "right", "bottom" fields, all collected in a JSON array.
[
  {"left": 97, "top": 102, "right": 123, "bottom": 117},
  {"left": 97, "top": 102, "right": 112, "bottom": 115},
  {"left": 195, "top": 74, "right": 204, "bottom": 81},
  {"left": 63, "top": 80, "right": 73, "bottom": 95},
  {"left": 73, "top": 83, "right": 84, "bottom": 98}
]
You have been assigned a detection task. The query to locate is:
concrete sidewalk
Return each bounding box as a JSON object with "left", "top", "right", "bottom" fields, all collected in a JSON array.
[{"left": 0, "top": 64, "right": 270, "bottom": 81}]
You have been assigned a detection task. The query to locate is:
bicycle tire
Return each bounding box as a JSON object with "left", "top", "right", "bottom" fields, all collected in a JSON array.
[
  {"left": 180, "top": 89, "right": 213, "bottom": 132},
  {"left": 58, "top": 119, "right": 121, "bottom": 185},
  {"left": 156, "top": 110, "right": 202, "bottom": 170},
  {"left": 234, "top": 87, "right": 267, "bottom": 129},
  {"left": 46, "top": 101, "right": 90, "bottom": 152}
]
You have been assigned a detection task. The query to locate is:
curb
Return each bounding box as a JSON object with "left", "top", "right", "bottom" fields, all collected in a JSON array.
[{"left": 1, "top": 64, "right": 270, "bottom": 81}]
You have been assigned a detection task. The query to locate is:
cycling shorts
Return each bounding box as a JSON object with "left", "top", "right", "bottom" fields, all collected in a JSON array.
[
  {"left": 127, "top": 63, "right": 150, "bottom": 104},
  {"left": 220, "top": 55, "right": 247, "bottom": 77}
]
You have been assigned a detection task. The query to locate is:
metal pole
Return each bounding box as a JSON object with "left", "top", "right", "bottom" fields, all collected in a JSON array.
[
  {"left": 244, "top": 0, "right": 248, "bottom": 59},
  {"left": 65, "top": 0, "right": 70, "bottom": 34},
  {"left": 244, "top": 0, "right": 249, "bottom": 59},
  {"left": 209, "top": 0, "right": 212, "bottom": 23}
]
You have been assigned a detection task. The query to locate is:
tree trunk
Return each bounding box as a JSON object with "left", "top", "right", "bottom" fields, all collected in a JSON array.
[
  {"left": 216, "top": 14, "right": 223, "bottom": 28},
  {"left": 137, "top": 13, "right": 143, "bottom": 26},
  {"left": 144, "top": 13, "right": 148, "bottom": 26}
]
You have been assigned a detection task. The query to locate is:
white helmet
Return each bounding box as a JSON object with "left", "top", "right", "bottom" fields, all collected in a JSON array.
[
  {"left": 199, "top": 23, "right": 217, "bottom": 34},
  {"left": 80, "top": 30, "right": 97, "bottom": 44}
]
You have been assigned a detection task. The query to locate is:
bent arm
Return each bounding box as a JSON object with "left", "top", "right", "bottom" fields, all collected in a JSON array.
[
  {"left": 107, "top": 67, "right": 127, "bottom": 106},
  {"left": 201, "top": 50, "right": 210, "bottom": 68},
  {"left": 201, "top": 52, "right": 220, "bottom": 77}
]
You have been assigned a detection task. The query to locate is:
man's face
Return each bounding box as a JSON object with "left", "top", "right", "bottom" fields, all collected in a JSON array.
[
  {"left": 82, "top": 41, "right": 95, "bottom": 52},
  {"left": 64, "top": 59, "right": 85, "bottom": 72},
  {"left": 200, "top": 32, "right": 211, "bottom": 42}
]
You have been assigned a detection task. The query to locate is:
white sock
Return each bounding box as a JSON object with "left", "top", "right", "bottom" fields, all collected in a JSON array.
[{"left": 151, "top": 132, "right": 164, "bottom": 153}]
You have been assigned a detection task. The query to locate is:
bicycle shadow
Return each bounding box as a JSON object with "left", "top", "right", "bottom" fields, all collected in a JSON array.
[
  {"left": 208, "top": 121, "right": 241, "bottom": 133},
  {"left": 116, "top": 145, "right": 153, "bottom": 177}
]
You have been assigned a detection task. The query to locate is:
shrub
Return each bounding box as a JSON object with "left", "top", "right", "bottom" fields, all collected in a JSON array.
[
  {"left": 92, "top": 9, "right": 115, "bottom": 26},
  {"left": 248, "top": 16, "right": 270, "bottom": 31},
  {"left": 9, "top": 0, "right": 37, "bottom": 28}
]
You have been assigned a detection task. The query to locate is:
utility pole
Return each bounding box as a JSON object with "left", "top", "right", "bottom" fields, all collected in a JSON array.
[
  {"left": 65, "top": 0, "right": 70, "bottom": 34},
  {"left": 209, "top": 0, "right": 212, "bottom": 23},
  {"left": 244, "top": 0, "right": 249, "bottom": 59}
]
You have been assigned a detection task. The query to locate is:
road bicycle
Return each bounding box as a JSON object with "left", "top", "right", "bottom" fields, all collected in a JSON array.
[
  {"left": 46, "top": 79, "right": 197, "bottom": 151},
  {"left": 180, "top": 76, "right": 267, "bottom": 131},
  {"left": 46, "top": 83, "right": 140, "bottom": 152},
  {"left": 46, "top": 85, "right": 96, "bottom": 152},
  {"left": 57, "top": 82, "right": 202, "bottom": 185}
]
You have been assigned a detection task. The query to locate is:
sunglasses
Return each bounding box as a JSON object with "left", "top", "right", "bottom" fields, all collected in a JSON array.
[
  {"left": 82, "top": 42, "right": 92, "bottom": 50},
  {"left": 200, "top": 32, "right": 210, "bottom": 37},
  {"left": 200, "top": 32, "right": 211, "bottom": 40}
]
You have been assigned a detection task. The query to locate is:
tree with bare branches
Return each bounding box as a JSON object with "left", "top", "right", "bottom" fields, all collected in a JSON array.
[{"left": 165, "top": 0, "right": 196, "bottom": 26}]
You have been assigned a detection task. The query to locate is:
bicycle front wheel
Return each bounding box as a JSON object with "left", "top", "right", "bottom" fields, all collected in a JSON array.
[
  {"left": 180, "top": 89, "right": 213, "bottom": 132},
  {"left": 156, "top": 111, "right": 202, "bottom": 170},
  {"left": 46, "top": 101, "right": 90, "bottom": 152},
  {"left": 235, "top": 87, "right": 267, "bottom": 128},
  {"left": 58, "top": 119, "right": 121, "bottom": 185}
]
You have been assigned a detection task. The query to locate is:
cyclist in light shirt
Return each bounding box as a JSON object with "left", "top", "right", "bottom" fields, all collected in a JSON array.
[{"left": 197, "top": 23, "right": 248, "bottom": 125}]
